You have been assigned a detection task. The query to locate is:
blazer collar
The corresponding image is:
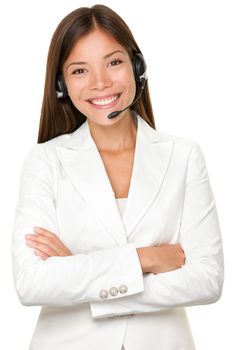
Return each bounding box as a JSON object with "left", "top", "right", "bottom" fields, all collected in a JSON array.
[
  {"left": 56, "top": 112, "right": 173, "bottom": 245},
  {"left": 64, "top": 111, "right": 161, "bottom": 150}
]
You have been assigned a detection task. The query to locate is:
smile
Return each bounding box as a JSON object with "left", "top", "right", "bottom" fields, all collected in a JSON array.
[{"left": 88, "top": 94, "right": 121, "bottom": 107}]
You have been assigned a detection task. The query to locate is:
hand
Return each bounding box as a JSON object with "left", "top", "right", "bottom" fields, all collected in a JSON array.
[
  {"left": 137, "top": 244, "right": 185, "bottom": 274},
  {"left": 25, "top": 227, "right": 72, "bottom": 260}
]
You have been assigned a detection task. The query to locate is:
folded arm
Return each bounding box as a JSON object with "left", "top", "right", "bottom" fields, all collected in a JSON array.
[
  {"left": 12, "top": 144, "right": 144, "bottom": 306},
  {"left": 89, "top": 142, "right": 224, "bottom": 318}
]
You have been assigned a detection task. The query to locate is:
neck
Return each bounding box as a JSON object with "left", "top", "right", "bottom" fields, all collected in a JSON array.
[{"left": 87, "top": 111, "right": 137, "bottom": 153}]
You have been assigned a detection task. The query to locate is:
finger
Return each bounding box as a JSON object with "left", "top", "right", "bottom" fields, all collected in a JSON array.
[
  {"left": 25, "top": 234, "right": 60, "bottom": 255},
  {"left": 31, "top": 229, "right": 63, "bottom": 254},
  {"left": 35, "top": 249, "right": 49, "bottom": 260},
  {"left": 26, "top": 233, "right": 60, "bottom": 250},
  {"left": 34, "top": 227, "right": 55, "bottom": 238},
  {"left": 25, "top": 232, "right": 71, "bottom": 256},
  {"left": 34, "top": 227, "right": 71, "bottom": 255},
  {"left": 33, "top": 228, "right": 71, "bottom": 255},
  {"left": 26, "top": 239, "right": 58, "bottom": 257}
]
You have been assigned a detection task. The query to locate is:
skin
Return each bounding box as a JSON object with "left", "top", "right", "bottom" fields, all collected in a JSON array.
[{"left": 25, "top": 28, "right": 185, "bottom": 274}]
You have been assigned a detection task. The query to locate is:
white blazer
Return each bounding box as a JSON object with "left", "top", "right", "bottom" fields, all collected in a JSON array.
[{"left": 12, "top": 112, "right": 224, "bottom": 350}]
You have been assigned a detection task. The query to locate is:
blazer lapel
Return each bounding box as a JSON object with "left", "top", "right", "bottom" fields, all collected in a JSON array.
[
  {"left": 123, "top": 114, "right": 174, "bottom": 238},
  {"left": 56, "top": 113, "right": 173, "bottom": 245},
  {"left": 56, "top": 121, "right": 127, "bottom": 245}
]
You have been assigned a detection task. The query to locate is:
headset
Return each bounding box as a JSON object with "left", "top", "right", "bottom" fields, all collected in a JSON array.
[
  {"left": 132, "top": 52, "right": 147, "bottom": 88},
  {"left": 55, "top": 52, "right": 147, "bottom": 99}
]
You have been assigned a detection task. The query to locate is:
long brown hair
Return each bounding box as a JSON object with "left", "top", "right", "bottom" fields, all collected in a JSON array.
[{"left": 38, "top": 4, "right": 156, "bottom": 143}]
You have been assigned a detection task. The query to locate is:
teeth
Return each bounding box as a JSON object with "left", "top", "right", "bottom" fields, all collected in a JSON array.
[{"left": 90, "top": 94, "right": 119, "bottom": 106}]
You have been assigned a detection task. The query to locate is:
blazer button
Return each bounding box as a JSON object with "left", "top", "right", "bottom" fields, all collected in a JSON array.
[
  {"left": 109, "top": 287, "right": 118, "bottom": 296},
  {"left": 119, "top": 284, "right": 128, "bottom": 294},
  {"left": 99, "top": 289, "right": 108, "bottom": 299}
]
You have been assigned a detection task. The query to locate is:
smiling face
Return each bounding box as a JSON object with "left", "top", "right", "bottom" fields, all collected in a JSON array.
[{"left": 63, "top": 28, "right": 136, "bottom": 127}]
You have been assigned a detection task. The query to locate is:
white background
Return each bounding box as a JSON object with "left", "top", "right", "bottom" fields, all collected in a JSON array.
[{"left": 1, "top": 0, "right": 232, "bottom": 348}]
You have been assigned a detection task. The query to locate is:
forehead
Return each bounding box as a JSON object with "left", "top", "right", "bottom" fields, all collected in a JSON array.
[{"left": 66, "top": 29, "right": 127, "bottom": 60}]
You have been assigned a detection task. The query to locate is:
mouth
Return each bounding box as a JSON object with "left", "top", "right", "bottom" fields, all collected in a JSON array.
[{"left": 87, "top": 93, "right": 122, "bottom": 109}]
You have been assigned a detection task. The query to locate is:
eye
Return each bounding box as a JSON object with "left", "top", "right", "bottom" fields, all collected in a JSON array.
[
  {"left": 109, "top": 59, "right": 122, "bottom": 67},
  {"left": 72, "top": 68, "right": 87, "bottom": 75}
]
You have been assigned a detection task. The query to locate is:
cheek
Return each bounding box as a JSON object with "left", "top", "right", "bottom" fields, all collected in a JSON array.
[
  {"left": 121, "top": 66, "right": 135, "bottom": 85},
  {"left": 66, "top": 80, "right": 87, "bottom": 109},
  {"left": 115, "top": 67, "right": 136, "bottom": 100},
  {"left": 67, "top": 79, "right": 84, "bottom": 97},
  {"left": 126, "top": 72, "right": 136, "bottom": 100},
  {"left": 125, "top": 66, "right": 137, "bottom": 93}
]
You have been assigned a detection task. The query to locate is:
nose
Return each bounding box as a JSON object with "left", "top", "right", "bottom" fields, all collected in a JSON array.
[{"left": 89, "top": 69, "right": 113, "bottom": 90}]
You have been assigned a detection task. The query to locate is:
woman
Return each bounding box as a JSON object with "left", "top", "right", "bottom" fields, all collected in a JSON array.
[{"left": 12, "top": 4, "right": 224, "bottom": 350}]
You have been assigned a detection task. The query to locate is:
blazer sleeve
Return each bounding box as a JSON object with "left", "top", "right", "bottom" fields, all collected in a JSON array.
[
  {"left": 89, "top": 142, "right": 224, "bottom": 319},
  {"left": 11, "top": 144, "right": 144, "bottom": 306}
]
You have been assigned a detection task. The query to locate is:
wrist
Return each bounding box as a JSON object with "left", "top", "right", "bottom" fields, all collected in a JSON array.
[{"left": 136, "top": 247, "right": 155, "bottom": 273}]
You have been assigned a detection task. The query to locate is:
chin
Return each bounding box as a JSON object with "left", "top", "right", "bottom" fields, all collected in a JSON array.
[{"left": 87, "top": 114, "right": 122, "bottom": 127}]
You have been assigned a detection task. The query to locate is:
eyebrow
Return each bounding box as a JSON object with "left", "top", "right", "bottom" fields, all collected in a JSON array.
[{"left": 65, "top": 50, "right": 126, "bottom": 70}]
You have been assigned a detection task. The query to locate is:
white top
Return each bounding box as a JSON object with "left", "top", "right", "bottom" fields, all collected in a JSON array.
[{"left": 116, "top": 198, "right": 128, "bottom": 218}]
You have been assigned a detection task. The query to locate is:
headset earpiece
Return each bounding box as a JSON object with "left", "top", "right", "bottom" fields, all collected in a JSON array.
[
  {"left": 56, "top": 75, "right": 68, "bottom": 99},
  {"left": 132, "top": 52, "right": 147, "bottom": 89}
]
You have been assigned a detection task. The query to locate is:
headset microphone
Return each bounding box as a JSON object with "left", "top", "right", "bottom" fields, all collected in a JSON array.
[{"left": 107, "top": 82, "right": 146, "bottom": 119}]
